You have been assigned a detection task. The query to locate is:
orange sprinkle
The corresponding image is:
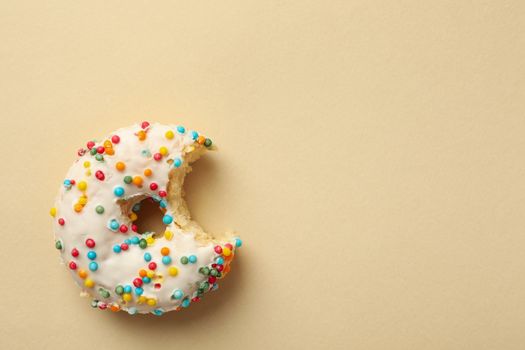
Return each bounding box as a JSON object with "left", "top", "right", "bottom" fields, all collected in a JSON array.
[
  {"left": 197, "top": 135, "right": 206, "bottom": 145},
  {"left": 160, "top": 247, "right": 170, "bottom": 256},
  {"left": 139, "top": 269, "right": 147, "bottom": 277},
  {"left": 132, "top": 176, "right": 143, "bottom": 186},
  {"left": 105, "top": 148, "right": 115, "bottom": 156},
  {"left": 73, "top": 203, "right": 83, "bottom": 212},
  {"left": 143, "top": 168, "right": 153, "bottom": 177},
  {"left": 116, "top": 162, "right": 126, "bottom": 171},
  {"left": 110, "top": 305, "right": 120, "bottom": 312},
  {"left": 78, "top": 269, "right": 88, "bottom": 279},
  {"left": 137, "top": 130, "right": 147, "bottom": 141}
]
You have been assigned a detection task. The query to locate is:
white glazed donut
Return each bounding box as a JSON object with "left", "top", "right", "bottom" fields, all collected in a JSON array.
[{"left": 50, "top": 121, "right": 241, "bottom": 315}]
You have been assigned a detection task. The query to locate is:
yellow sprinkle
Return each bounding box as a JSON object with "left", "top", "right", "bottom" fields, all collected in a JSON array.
[
  {"left": 146, "top": 237, "right": 155, "bottom": 245},
  {"left": 77, "top": 181, "right": 87, "bottom": 191},
  {"left": 122, "top": 293, "right": 132, "bottom": 302},
  {"left": 164, "top": 230, "right": 173, "bottom": 240},
  {"left": 78, "top": 196, "right": 88, "bottom": 205},
  {"left": 138, "top": 296, "right": 147, "bottom": 304},
  {"left": 86, "top": 170, "right": 91, "bottom": 176},
  {"left": 83, "top": 161, "right": 90, "bottom": 168},
  {"left": 165, "top": 130, "right": 174, "bottom": 139},
  {"left": 84, "top": 279, "right": 94, "bottom": 288},
  {"left": 129, "top": 212, "right": 138, "bottom": 221},
  {"left": 147, "top": 298, "right": 157, "bottom": 306},
  {"left": 159, "top": 146, "right": 168, "bottom": 156},
  {"left": 222, "top": 247, "right": 232, "bottom": 257},
  {"left": 103, "top": 140, "right": 112, "bottom": 148},
  {"left": 147, "top": 270, "right": 155, "bottom": 279},
  {"left": 49, "top": 207, "right": 57, "bottom": 217},
  {"left": 168, "top": 267, "right": 178, "bottom": 276},
  {"left": 73, "top": 203, "right": 83, "bottom": 212}
]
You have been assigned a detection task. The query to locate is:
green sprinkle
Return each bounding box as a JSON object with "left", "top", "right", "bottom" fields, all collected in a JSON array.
[
  {"left": 115, "top": 285, "right": 124, "bottom": 295},
  {"left": 95, "top": 154, "right": 104, "bottom": 161},
  {"left": 210, "top": 269, "right": 218, "bottom": 277},
  {"left": 139, "top": 239, "right": 147, "bottom": 249},
  {"left": 204, "top": 138, "right": 212, "bottom": 147},
  {"left": 90, "top": 148, "right": 97, "bottom": 156},
  {"left": 55, "top": 240, "right": 63, "bottom": 250},
  {"left": 95, "top": 205, "right": 104, "bottom": 214},
  {"left": 99, "top": 288, "right": 110, "bottom": 298},
  {"left": 180, "top": 256, "right": 189, "bottom": 265},
  {"left": 123, "top": 176, "right": 132, "bottom": 184}
]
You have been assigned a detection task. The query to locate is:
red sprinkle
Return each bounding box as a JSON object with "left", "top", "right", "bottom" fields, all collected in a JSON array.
[
  {"left": 148, "top": 262, "right": 157, "bottom": 270},
  {"left": 77, "top": 148, "right": 86, "bottom": 156},
  {"left": 87, "top": 141, "right": 95, "bottom": 150},
  {"left": 121, "top": 243, "right": 129, "bottom": 251},
  {"left": 192, "top": 297, "right": 200, "bottom": 302},
  {"left": 95, "top": 170, "right": 105, "bottom": 181},
  {"left": 133, "top": 278, "right": 143, "bottom": 287},
  {"left": 224, "top": 243, "right": 233, "bottom": 250},
  {"left": 153, "top": 153, "right": 162, "bottom": 161},
  {"left": 208, "top": 276, "right": 217, "bottom": 284},
  {"left": 69, "top": 261, "right": 77, "bottom": 270},
  {"left": 154, "top": 283, "right": 161, "bottom": 289},
  {"left": 214, "top": 246, "right": 222, "bottom": 254},
  {"left": 85, "top": 238, "right": 95, "bottom": 248},
  {"left": 158, "top": 190, "right": 167, "bottom": 197},
  {"left": 111, "top": 135, "right": 120, "bottom": 144},
  {"left": 71, "top": 248, "right": 79, "bottom": 257},
  {"left": 216, "top": 264, "right": 224, "bottom": 272},
  {"left": 70, "top": 180, "right": 76, "bottom": 185},
  {"left": 98, "top": 303, "right": 107, "bottom": 310},
  {"left": 141, "top": 121, "right": 150, "bottom": 129},
  {"left": 58, "top": 218, "right": 65, "bottom": 226},
  {"left": 131, "top": 224, "right": 138, "bottom": 232},
  {"left": 119, "top": 225, "right": 128, "bottom": 233},
  {"left": 149, "top": 182, "right": 158, "bottom": 190},
  {"left": 96, "top": 146, "right": 105, "bottom": 154}
]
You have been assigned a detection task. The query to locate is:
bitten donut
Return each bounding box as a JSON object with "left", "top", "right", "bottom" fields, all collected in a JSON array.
[{"left": 50, "top": 122, "right": 241, "bottom": 315}]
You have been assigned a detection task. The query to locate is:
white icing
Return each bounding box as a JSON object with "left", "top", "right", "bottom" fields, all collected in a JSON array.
[{"left": 51, "top": 123, "right": 239, "bottom": 315}]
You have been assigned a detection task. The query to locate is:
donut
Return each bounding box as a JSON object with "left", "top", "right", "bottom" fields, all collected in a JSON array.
[{"left": 50, "top": 122, "right": 241, "bottom": 315}]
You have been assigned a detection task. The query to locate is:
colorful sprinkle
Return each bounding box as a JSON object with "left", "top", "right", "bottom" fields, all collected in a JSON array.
[
  {"left": 173, "top": 158, "right": 182, "bottom": 167},
  {"left": 162, "top": 214, "right": 173, "bottom": 225},
  {"left": 114, "top": 187, "right": 125, "bottom": 197}
]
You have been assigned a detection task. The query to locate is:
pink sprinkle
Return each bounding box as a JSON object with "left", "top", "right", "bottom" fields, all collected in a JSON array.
[
  {"left": 87, "top": 141, "right": 95, "bottom": 150},
  {"left": 141, "top": 121, "right": 150, "bottom": 129},
  {"left": 153, "top": 153, "right": 162, "bottom": 161}
]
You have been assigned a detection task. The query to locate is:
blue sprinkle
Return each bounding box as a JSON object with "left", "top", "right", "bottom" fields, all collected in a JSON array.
[
  {"left": 188, "top": 255, "right": 197, "bottom": 264},
  {"left": 162, "top": 214, "right": 173, "bottom": 225},
  {"left": 212, "top": 283, "right": 219, "bottom": 291},
  {"left": 152, "top": 308, "right": 164, "bottom": 316},
  {"left": 191, "top": 131, "right": 199, "bottom": 140},
  {"left": 173, "top": 158, "right": 182, "bottom": 168},
  {"left": 89, "top": 262, "right": 98, "bottom": 271},
  {"left": 144, "top": 253, "right": 152, "bottom": 262},
  {"left": 162, "top": 256, "right": 172, "bottom": 265},
  {"left": 235, "top": 238, "right": 243, "bottom": 247},
  {"left": 113, "top": 245, "right": 121, "bottom": 253},
  {"left": 131, "top": 236, "right": 140, "bottom": 244},
  {"left": 124, "top": 285, "right": 132, "bottom": 294},
  {"left": 87, "top": 251, "right": 97, "bottom": 260},
  {"left": 124, "top": 239, "right": 131, "bottom": 245},
  {"left": 141, "top": 149, "right": 152, "bottom": 157},
  {"left": 135, "top": 287, "right": 143, "bottom": 296},
  {"left": 109, "top": 220, "right": 119, "bottom": 230},
  {"left": 172, "top": 290, "right": 184, "bottom": 300},
  {"left": 159, "top": 200, "right": 167, "bottom": 208},
  {"left": 181, "top": 298, "right": 191, "bottom": 308},
  {"left": 132, "top": 203, "right": 141, "bottom": 212},
  {"left": 142, "top": 276, "right": 151, "bottom": 284},
  {"left": 113, "top": 186, "right": 125, "bottom": 197},
  {"left": 176, "top": 125, "right": 185, "bottom": 134},
  {"left": 152, "top": 195, "right": 161, "bottom": 202},
  {"left": 215, "top": 257, "right": 224, "bottom": 265}
]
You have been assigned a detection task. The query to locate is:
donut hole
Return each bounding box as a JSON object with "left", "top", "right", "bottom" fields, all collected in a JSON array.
[{"left": 132, "top": 197, "right": 166, "bottom": 236}]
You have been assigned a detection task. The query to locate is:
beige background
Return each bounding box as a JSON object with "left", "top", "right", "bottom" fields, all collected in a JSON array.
[{"left": 1, "top": 1, "right": 525, "bottom": 349}]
